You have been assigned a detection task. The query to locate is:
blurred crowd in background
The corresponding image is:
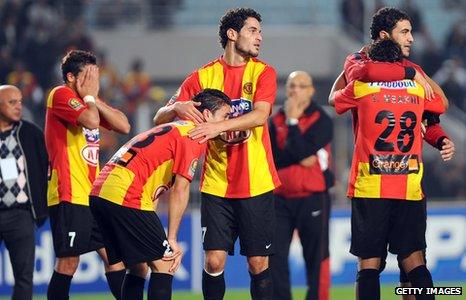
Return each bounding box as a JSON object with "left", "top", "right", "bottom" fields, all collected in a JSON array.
[{"left": 0, "top": 0, "right": 464, "bottom": 199}]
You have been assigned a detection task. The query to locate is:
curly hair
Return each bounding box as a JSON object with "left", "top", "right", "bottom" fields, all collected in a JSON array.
[
  {"left": 370, "top": 7, "right": 411, "bottom": 40},
  {"left": 194, "top": 89, "right": 231, "bottom": 113},
  {"left": 368, "top": 39, "right": 403, "bottom": 62},
  {"left": 218, "top": 7, "right": 261, "bottom": 49},
  {"left": 61, "top": 50, "right": 97, "bottom": 83}
]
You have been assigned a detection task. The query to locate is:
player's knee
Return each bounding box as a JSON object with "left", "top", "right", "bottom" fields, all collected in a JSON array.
[
  {"left": 358, "top": 257, "right": 381, "bottom": 271},
  {"left": 148, "top": 259, "right": 174, "bottom": 275},
  {"left": 247, "top": 256, "right": 268, "bottom": 275},
  {"left": 204, "top": 254, "right": 226, "bottom": 273},
  {"left": 127, "top": 263, "right": 149, "bottom": 278},
  {"left": 55, "top": 257, "right": 80, "bottom": 275},
  {"left": 399, "top": 250, "right": 425, "bottom": 274}
]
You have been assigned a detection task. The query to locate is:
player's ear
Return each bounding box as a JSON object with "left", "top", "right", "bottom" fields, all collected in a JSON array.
[
  {"left": 66, "top": 72, "right": 75, "bottom": 83},
  {"left": 227, "top": 28, "right": 238, "bottom": 42},
  {"left": 379, "top": 30, "right": 390, "bottom": 40}
]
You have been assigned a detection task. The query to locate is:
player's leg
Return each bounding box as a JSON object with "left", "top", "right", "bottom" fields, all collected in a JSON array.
[
  {"left": 123, "top": 263, "right": 147, "bottom": 300},
  {"left": 269, "top": 195, "right": 294, "bottom": 300},
  {"left": 201, "top": 193, "right": 236, "bottom": 300},
  {"left": 237, "top": 191, "right": 275, "bottom": 300},
  {"left": 399, "top": 259, "right": 416, "bottom": 300},
  {"left": 146, "top": 259, "right": 176, "bottom": 300},
  {"left": 357, "top": 257, "right": 382, "bottom": 300},
  {"left": 90, "top": 196, "right": 126, "bottom": 299},
  {"left": 390, "top": 199, "right": 433, "bottom": 300},
  {"left": 96, "top": 247, "right": 126, "bottom": 300},
  {"left": 47, "top": 203, "right": 86, "bottom": 300},
  {"left": 350, "top": 198, "right": 392, "bottom": 300}
]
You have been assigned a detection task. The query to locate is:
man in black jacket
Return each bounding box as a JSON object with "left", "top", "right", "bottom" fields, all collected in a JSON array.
[
  {"left": 269, "top": 71, "right": 334, "bottom": 300},
  {"left": 0, "top": 85, "right": 48, "bottom": 300}
]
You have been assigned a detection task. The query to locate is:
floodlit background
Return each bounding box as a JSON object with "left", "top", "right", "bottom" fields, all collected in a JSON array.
[{"left": 0, "top": 0, "right": 464, "bottom": 299}]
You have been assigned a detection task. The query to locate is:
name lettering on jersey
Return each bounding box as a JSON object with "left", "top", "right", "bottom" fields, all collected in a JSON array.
[
  {"left": 368, "top": 80, "right": 417, "bottom": 89},
  {"left": 369, "top": 154, "right": 419, "bottom": 175},
  {"left": 371, "top": 94, "right": 420, "bottom": 105},
  {"left": 220, "top": 98, "right": 253, "bottom": 144},
  {"left": 81, "top": 128, "right": 100, "bottom": 166}
]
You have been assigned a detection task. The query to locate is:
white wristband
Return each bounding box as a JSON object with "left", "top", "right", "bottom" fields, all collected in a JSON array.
[{"left": 83, "top": 95, "right": 96, "bottom": 104}]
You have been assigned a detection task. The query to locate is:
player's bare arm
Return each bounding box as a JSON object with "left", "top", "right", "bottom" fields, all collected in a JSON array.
[
  {"left": 153, "top": 100, "right": 204, "bottom": 125},
  {"left": 163, "top": 174, "right": 190, "bottom": 272},
  {"left": 95, "top": 98, "right": 131, "bottom": 134},
  {"left": 424, "top": 74, "right": 449, "bottom": 109},
  {"left": 76, "top": 65, "right": 100, "bottom": 129},
  {"left": 188, "top": 101, "right": 271, "bottom": 143},
  {"left": 328, "top": 71, "right": 346, "bottom": 106}
]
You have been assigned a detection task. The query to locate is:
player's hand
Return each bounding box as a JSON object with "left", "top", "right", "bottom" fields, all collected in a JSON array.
[
  {"left": 189, "top": 122, "right": 223, "bottom": 143},
  {"left": 77, "top": 65, "right": 100, "bottom": 98},
  {"left": 440, "top": 138, "right": 455, "bottom": 161},
  {"left": 414, "top": 70, "right": 433, "bottom": 101},
  {"left": 300, "top": 155, "right": 317, "bottom": 167},
  {"left": 162, "top": 239, "right": 183, "bottom": 273},
  {"left": 173, "top": 101, "right": 204, "bottom": 124}
]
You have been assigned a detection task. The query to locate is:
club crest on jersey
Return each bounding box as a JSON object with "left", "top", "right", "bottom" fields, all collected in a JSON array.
[
  {"left": 243, "top": 82, "right": 253, "bottom": 95},
  {"left": 219, "top": 98, "right": 253, "bottom": 144},
  {"left": 68, "top": 98, "right": 83, "bottom": 110}
]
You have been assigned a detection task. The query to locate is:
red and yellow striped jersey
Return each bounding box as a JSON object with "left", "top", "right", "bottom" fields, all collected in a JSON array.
[
  {"left": 169, "top": 57, "right": 280, "bottom": 198},
  {"left": 91, "top": 121, "right": 206, "bottom": 211},
  {"left": 45, "top": 86, "right": 102, "bottom": 206},
  {"left": 334, "top": 80, "right": 445, "bottom": 200}
]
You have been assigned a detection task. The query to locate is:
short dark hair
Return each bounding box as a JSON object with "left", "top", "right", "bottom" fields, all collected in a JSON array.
[
  {"left": 193, "top": 89, "right": 231, "bottom": 113},
  {"left": 370, "top": 7, "right": 411, "bottom": 40},
  {"left": 368, "top": 39, "right": 403, "bottom": 62},
  {"left": 61, "top": 50, "right": 97, "bottom": 83},
  {"left": 218, "top": 7, "right": 261, "bottom": 49}
]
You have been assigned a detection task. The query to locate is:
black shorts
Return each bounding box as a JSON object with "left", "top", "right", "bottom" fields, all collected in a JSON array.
[
  {"left": 350, "top": 197, "right": 427, "bottom": 259},
  {"left": 49, "top": 202, "right": 104, "bottom": 258},
  {"left": 89, "top": 196, "right": 170, "bottom": 266},
  {"left": 201, "top": 191, "right": 275, "bottom": 257}
]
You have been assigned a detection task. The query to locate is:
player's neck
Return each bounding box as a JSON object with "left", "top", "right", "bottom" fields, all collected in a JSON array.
[
  {"left": 223, "top": 46, "right": 248, "bottom": 66},
  {"left": 65, "top": 82, "right": 79, "bottom": 96}
]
